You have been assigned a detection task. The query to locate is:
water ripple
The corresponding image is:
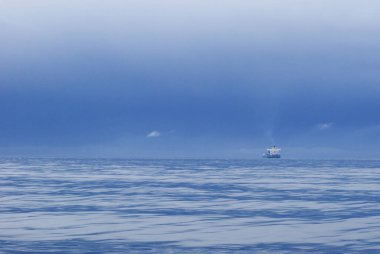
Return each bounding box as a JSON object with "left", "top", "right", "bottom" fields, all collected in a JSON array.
[{"left": 1, "top": 158, "right": 380, "bottom": 253}]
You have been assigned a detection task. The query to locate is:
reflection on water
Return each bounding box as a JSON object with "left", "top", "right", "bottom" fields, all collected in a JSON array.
[{"left": 1, "top": 159, "right": 380, "bottom": 253}]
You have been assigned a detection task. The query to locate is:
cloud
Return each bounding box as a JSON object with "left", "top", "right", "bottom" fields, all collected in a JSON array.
[
  {"left": 318, "top": 123, "right": 333, "bottom": 130},
  {"left": 146, "top": 131, "right": 161, "bottom": 138}
]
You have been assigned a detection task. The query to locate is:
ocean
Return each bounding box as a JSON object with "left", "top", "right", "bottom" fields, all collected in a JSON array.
[{"left": 1, "top": 158, "right": 380, "bottom": 253}]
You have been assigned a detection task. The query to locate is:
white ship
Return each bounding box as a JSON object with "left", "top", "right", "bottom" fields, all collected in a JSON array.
[{"left": 263, "top": 146, "right": 281, "bottom": 158}]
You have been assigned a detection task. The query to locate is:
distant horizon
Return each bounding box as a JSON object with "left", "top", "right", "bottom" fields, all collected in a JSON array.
[{"left": 0, "top": 147, "right": 379, "bottom": 161}]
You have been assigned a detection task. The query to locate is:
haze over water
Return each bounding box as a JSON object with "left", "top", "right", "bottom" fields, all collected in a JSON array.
[{"left": 1, "top": 158, "right": 380, "bottom": 253}]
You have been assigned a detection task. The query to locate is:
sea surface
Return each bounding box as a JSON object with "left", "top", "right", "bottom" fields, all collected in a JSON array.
[{"left": 1, "top": 158, "right": 380, "bottom": 253}]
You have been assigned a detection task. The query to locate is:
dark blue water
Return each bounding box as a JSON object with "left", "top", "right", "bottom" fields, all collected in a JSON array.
[{"left": 1, "top": 158, "right": 380, "bottom": 253}]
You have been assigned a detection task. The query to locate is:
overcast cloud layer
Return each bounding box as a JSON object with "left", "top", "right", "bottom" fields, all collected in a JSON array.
[{"left": 1, "top": 0, "right": 380, "bottom": 158}]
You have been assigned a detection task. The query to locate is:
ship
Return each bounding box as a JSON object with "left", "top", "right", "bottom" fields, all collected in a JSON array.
[{"left": 263, "top": 146, "right": 281, "bottom": 158}]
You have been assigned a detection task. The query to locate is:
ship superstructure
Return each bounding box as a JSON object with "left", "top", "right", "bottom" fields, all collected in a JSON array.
[{"left": 263, "top": 146, "right": 281, "bottom": 158}]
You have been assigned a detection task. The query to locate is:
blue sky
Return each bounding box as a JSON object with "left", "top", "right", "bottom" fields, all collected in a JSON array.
[{"left": 1, "top": 0, "right": 380, "bottom": 158}]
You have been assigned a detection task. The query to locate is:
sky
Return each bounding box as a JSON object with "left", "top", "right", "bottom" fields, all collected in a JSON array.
[{"left": 1, "top": 0, "right": 380, "bottom": 158}]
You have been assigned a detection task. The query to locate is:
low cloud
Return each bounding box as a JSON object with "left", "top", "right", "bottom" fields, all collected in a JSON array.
[
  {"left": 146, "top": 131, "right": 161, "bottom": 138},
  {"left": 318, "top": 123, "right": 333, "bottom": 130}
]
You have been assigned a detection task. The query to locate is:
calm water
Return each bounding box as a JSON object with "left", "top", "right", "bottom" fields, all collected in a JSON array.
[{"left": 1, "top": 158, "right": 380, "bottom": 253}]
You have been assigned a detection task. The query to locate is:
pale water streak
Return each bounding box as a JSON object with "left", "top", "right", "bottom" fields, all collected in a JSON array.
[{"left": 1, "top": 159, "right": 380, "bottom": 253}]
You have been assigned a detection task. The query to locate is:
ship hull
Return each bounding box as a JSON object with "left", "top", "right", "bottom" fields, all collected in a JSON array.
[{"left": 263, "top": 154, "right": 281, "bottom": 158}]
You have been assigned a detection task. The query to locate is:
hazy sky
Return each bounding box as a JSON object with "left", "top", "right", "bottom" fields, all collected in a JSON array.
[{"left": 1, "top": 0, "right": 380, "bottom": 158}]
